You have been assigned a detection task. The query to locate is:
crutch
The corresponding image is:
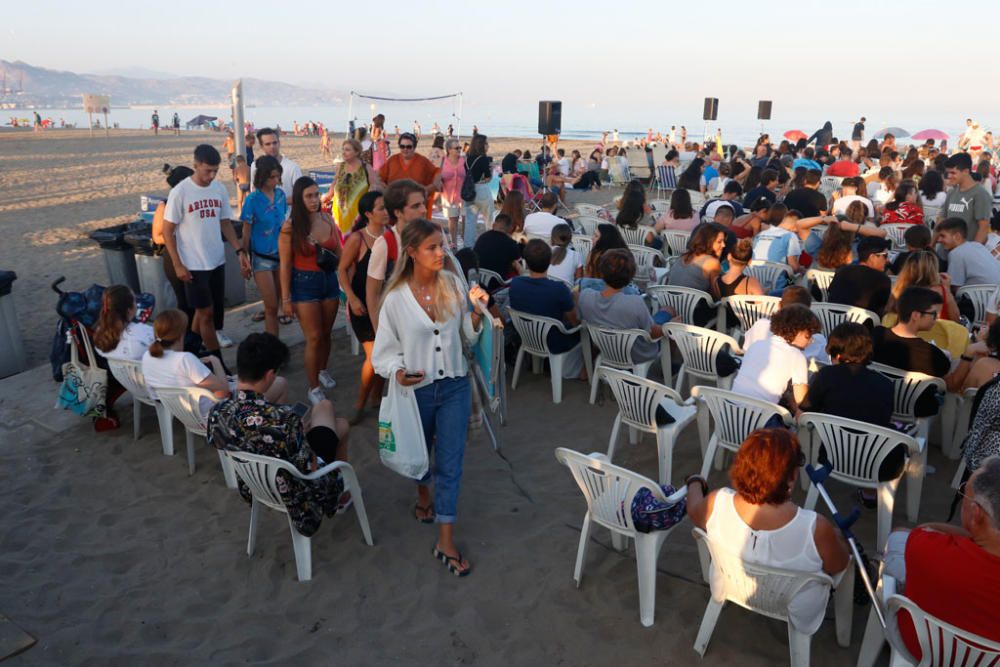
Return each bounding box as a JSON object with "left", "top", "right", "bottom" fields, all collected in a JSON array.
[{"left": 805, "top": 462, "right": 886, "bottom": 629}]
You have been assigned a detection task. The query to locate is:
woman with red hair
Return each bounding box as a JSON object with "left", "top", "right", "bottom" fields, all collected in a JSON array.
[{"left": 685, "top": 429, "right": 849, "bottom": 635}]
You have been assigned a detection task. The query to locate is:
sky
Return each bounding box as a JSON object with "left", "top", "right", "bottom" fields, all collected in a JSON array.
[{"left": 4, "top": 0, "right": 1000, "bottom": 129}]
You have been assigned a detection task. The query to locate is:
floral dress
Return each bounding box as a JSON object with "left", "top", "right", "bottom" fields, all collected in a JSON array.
[{"left": 207, "top": 390, "right": 343, "bottom": 536}]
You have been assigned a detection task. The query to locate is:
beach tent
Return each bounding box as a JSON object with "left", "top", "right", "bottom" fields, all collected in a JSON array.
[{"left": 185, "top": 115, "right": 218, "bottom": 130}]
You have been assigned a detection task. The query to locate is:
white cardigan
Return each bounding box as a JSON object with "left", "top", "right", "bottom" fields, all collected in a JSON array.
[{"left": 372, "top": 274, "right": 481, "bottom": 389}]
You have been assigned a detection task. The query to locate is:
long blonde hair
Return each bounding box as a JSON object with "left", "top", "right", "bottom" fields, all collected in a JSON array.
[
  {"left": 382, "top": 219, "right": 461, "bottom": 322},
  {"left": 887, "top": 250, "right": 941, "bottom": 313}
]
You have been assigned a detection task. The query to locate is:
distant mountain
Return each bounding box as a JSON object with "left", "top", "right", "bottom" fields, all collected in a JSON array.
[
  {"left": 0, "top": 60, "right": 344, "bottom": 107},
  {"left": 91, "top": 66, "right": 180, "bottom": 80}
]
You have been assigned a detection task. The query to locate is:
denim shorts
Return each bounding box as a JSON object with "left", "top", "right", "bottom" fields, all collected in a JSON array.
[
  {"left": 251, "top": 253, "right": 280, "bottom": 273},
  {"left": 290, "top": 269, "right": 340, "bottom": 303}
]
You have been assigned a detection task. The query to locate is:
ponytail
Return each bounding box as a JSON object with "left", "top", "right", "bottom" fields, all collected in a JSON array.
[
  {"left": 550, "top": 223, "right": 573, "bottom": 266},
  {"left": 148, "top": 309, "right": 188, "bottom": 358}
]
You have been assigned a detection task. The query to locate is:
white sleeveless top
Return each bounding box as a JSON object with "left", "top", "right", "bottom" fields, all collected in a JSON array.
[{"left": 706, "top": 488, "right": 828, "bottom": 633}]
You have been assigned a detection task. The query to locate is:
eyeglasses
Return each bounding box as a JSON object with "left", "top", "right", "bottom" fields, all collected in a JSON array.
[
  {"left": 957, "top": 488, "right": 994, "bottom": 519},
  {"left": 919, "top": 310, "right": 940, "bottom": 320},
  {"left": 399, "top": 144, "right": 415, "bottom": 150}
]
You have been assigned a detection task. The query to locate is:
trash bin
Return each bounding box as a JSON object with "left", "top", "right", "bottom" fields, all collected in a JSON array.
[
  {"left": 124, "top": 230, "right": 177, "bottom": 315},
  {"left": 223, "top": 226, "right": 246, "bottom": 307},
  {"left": 0, "top": 270, "right": 27, "bottom": 378},
  {"left": 88, "top": 221, "right": 147, "bottom": 293}
]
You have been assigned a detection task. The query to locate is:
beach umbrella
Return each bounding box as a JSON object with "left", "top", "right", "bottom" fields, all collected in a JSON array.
[
  {"left": 911, "top": 129, "right": 949, "bottom": 141},
  {"left": 873, "top": 126, "right": 909, "bottom": 138},
  {"left": 783, "top": 129, "right": 807, "bottom": 141}
]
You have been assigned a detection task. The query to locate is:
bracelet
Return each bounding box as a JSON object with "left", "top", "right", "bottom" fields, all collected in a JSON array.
[
  {"left": 236, "top": 248, "right": 247, "bottom": 255},
  {"left": 684, "top": 474, "right": 709, "bottom": 496}
]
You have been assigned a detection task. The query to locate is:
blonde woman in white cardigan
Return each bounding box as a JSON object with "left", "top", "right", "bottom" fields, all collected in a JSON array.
[{"left": 372, "top": 218, "right": 488, "bottom": 577}]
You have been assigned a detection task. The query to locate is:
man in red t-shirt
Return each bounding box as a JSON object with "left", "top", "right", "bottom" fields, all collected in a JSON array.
[
  {"left": 884, "top": 456, "right": 1000, "bottom": 660},
  {"left": 825, "top": 154, "right": 860, "bottom": 178}
]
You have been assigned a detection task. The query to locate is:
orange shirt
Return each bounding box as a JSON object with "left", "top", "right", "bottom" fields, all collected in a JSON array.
[{"left": 378, "top": 153, "right": 439, "bottom": 188}]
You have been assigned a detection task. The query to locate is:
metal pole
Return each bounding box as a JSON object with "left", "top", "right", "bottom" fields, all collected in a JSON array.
[
  {"left": 456, "top": 93, "right": 463, "bottom": 140},
  {"left": 347, "top": 92, "right": 354, "bottom": 136},
  {"left": 231, "top": 79, "right": 246, "bottom": 160}
]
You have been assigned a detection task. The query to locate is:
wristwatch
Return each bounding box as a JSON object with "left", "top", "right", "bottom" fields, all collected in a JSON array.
[{"left": 684, "top": 474, "right": 709, "bottom": 496}]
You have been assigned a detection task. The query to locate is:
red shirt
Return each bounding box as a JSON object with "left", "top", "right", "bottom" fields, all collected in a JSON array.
[
  {"left": 825, "top": 160, "right": 859, "bottom": 177},
  {"left": 900, "top": 527, "right": 1000, "bottom": 660}
]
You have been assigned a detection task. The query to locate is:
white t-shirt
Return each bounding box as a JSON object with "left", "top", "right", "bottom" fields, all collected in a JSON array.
[
  {"left": 96, "top": 322, "right": 155, "bottom": 361},
  {"left": 547, "top": 247, "right": 583, "bottom": 284},
  {"left": 753, "top": 226, "right": 802, "bottom": 264},
  {"left": 744, "top": 318, "right": 829, "bottom": 363},
  {"left": 557, "top": 158, "right": 571, "bottom": 176},
  {"left": 831, "top": 194, "right": 875, "bottom": 219},
  {"left": 523, "top": 211, "right": 564, "bottom": 238},
  {"left": 163, "top": 177, "right": 233, "bottom": 271},
  {"left": 921, "top": 191, "right": 947, "bottom": 208},
  {"left": 250, "top": 154, "right": 303, "bottom": 199},
  {"left": 732, "top": 334, "right": 809, "bottom": 404},
  {"left": 141, "top": 349, "right": 211, "bottom": 401}
]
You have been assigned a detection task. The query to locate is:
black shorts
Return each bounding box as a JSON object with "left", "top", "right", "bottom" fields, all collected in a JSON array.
[
  {"left": 184, "top": 264, "right": 226, "bottom": 310},
  {"left": 306, "top": 425, "right": 340, "bottom": 462}
]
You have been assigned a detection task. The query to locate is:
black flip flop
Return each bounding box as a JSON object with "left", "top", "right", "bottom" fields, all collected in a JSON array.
[
  {"left": 432, "top": 546, "right": 471, "bottom": 577},
  {"left": 413, "top": 503, "right": 435, "bottom": 524}
]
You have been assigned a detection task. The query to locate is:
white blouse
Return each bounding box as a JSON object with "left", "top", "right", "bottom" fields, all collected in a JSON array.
[{"left": 372, "top": 274, "right": 481, "bottom": 389}]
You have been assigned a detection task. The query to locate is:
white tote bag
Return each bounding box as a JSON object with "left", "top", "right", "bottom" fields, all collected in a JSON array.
[
  {"left": 56, "top": 325, "right": 107, "bottom": 418},
  {"left": 377, "top": 375, "right": 429, "bottom": 479}
]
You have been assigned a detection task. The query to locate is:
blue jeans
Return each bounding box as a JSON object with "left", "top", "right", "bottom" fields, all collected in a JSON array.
[
  {"left": 463, "top": 183, "right": 494, "bottom": 249},
  {"left": 414, "top": 376, "right": 472, "bottom": 524}
]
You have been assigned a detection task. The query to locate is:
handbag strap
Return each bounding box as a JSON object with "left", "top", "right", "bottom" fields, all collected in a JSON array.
[{"left": 77, "top": 325, "right": 99, "bottom": 368}]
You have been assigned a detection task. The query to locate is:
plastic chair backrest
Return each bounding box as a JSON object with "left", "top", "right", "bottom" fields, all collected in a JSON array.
[
  {"left": 572, "top": 234, "right": 593, "bottom": 259},
  {"left": 805, "top": 268, "right": 836, "bottom": 301},
  {"left": 956, "top": 284, "right": 998, "bottom": 329},
  {"left": 811, "top": 302, "right": 880, "bottom": 336},
  {"left": 691, "top": 386, "right": 792, "bottom": 452},
  {"left": 107, "top": 358, "right": 154, "bottom": 404},
  {"left": 586, "top": 325, "right": 649, "bottom": 368},
  {"left": 719, "top": 295, "right": 781, "bottom": 333},
  {"left": 881, "top": 223, "right": 911, "bottom": 251},
  {"left": 649, "top": 199, "right": 671, "bottom": 212},
  {"left": 155, "top": 385, "right": 219, "bottom": 436},
  {"left": 799, "top": 412, "right": 920, "bottom": 487},
  {"left": 869, "top": 362, "right": 946, "bottom": 425},
  {"left": 661, "top": 230, "right": 691, "bottom": 256},
  {"left": 601, "top": 367, "right": 686, "bottom": 434},
  {"left": 687, "top": 190, "right": 706, "bottom": 207},
  {"left": 692, "top": 528, "right": 833, "bottom": 622},
  {"left": 555, "top": 447, "right": 667, "bottom": 536},
  {"left": 508, "top": 309, "right": 560, "bottom": 356},
  {"left": 620, "top": 225, "right": 654, "bottom": 246},
  {"left": 884, "top": 594, "right": 1000, "bottom": 667},
  {"left": 575, "top": 216, "right": 601, "bottom": 236},
  {"left": 746, "top": 261, "right": 792, "bottom": 293},
  {"left": 629, "top": 244, "right": 662, "bottom": 268},
  {"left": 647, "top": 285, "right": 716, "bottom": 325},
  {"left": 664, "top": 323, "right": 740, "bottom": 380},
  {"left": 475, "top": 268, "right": 506, "bottom": 292},
  {"left": 222, "top": 449, "right": 299, "bottom": 513},
  {"left": 574, "top": 203, "right": 603, "bottom": 217}
]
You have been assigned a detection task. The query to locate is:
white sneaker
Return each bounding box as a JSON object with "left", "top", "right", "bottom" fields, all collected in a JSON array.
[
  {"left": 216, "top": 330, "right": 234, "bottom": 348},
  {"left": 318, "top": 370, "right": 337, "bottom": 389},
  {"left": 308, "top": 386, "right": 326, "bottom": 406}
]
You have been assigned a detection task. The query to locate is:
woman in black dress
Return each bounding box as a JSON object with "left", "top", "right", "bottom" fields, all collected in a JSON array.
[{"left": 337, "top": 190, "right": 388, "bottom": 424}]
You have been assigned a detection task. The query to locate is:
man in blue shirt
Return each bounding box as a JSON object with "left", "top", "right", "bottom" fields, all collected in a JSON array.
[{"left": 792, "top": 147, "right": 822, "bottom": 172}]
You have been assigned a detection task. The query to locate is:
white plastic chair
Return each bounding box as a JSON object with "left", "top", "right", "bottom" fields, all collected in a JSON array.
[
  {"left": 572, "top": 234, "right": 593, "bottom": 260},
  {"left": 648, "top": 198, "right": 671, "bottom": 213},
  {"left": 746, "top": 260, "right": 793, "bottom": 293},
  {"left": 107, "top": 358, "right": 174, "bottom": 454},
  {"left": 663, "top": 322, "right": 741, "bottom": 395},
  {"left": 943, "top": 386, "right": 978, "bottom": 461},
  {"left": 885, "top": 593, "right": 1000, "bottom": 666},
  {"left": 222, "top": 450, "right": 374, "bottom": 582},
  {"left": 820, "top": 175, "right": 844, "bottom": 199},
  {"left": 508, "top": 308, "right": 583, "bottom": 404},
  {"left": 881, "top": 223, "right": 912, "bottom": 251},
  {"left": 628, "top": 244, "right": 662, "bottom": 269},
  {"left": 956, "top": 284, "right": 998, "bottom": 330},
  {"left": 574, "top": 215, "right": 603, "bottom": 236},
  {"left": 554, "top": 447, "right": 688, "bottom": 627},
  {"left": 600, "top": 368, "right": 697, "bottom": 484},
  {"left": 574, "top": 203, "right": 604, "bottom": 218},
  {"left": 620, "top": 225, "right": 655, "bottom": 247},
  {"left": 687, "top": 189, "right": 706, "bottom": 208},
  {"left": 155, "top": 385, "right": 236, "bottom": 489},
  {"left": 692, "top": 528, "right": 854, "bottom": 665},
  {"left": 690, "top": 386, "right": 793, "bottom": 478},
  {"left": 584, "top": 324, "right": 668, "bottom": 404},
  {"left": 811, "top": 302, "right": 880, "bottom": 337},
  {"left": 869, "top": 362, "right": 946, "bottom": 522},
  {"left": 922, "top": 205, "right": 941, "bottom": 228},
  {"left": 646, "top": 285, "right": 717, "bottom": 329},
  {"left": 661, "top": 230, "right": 691, "bottom": 257},
  {"left": 470, "top": 268, "right": 508, "bottom": 292},
  {"left": 804, "top": 268, "right": 836, "bottom": 302},
  {"left": 717, "top": 294, "right": 781, "bottom": 338},
  {"left": 799, "top": 412, "right": 920, "bottom": 552}
]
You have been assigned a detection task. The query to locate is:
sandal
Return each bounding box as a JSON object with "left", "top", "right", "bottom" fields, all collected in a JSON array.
[
  {"left": 432, "top": 546, "right": 471, "bottom": 577},
  {"left": 250, "top": 311, "right": 266, "bottom": 323},
  {"left": 278, "top": 315, "right": 294, "bottom": 325},
  {"left": 413, "top": 503, "right": 435, "bottom": 524}
]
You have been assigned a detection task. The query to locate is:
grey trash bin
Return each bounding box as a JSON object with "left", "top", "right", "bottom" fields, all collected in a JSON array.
[
  {"left": 124, "top": 230, "right": 177, "bottom": 315},
  {"left": 88, "top": 221, "right": 146, "bottom": 292},
  {"left": 0, "top": 271, "right": 27, "bottom": 379},
  {"left": 223, "top": 227, "right": 246, "bottom": 307}
]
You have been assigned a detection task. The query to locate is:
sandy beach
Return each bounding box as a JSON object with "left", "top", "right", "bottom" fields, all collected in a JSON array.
[{"left": 0, "top": 128, "right": 599, "bottom": 370}]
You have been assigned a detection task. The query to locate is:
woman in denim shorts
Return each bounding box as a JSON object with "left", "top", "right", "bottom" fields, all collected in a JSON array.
[
  {"left": 280, "top": 176, "right": 342, "bottom": 405},
  {"left": 241, "top": 155, "right": 288, "bottom": 334}
]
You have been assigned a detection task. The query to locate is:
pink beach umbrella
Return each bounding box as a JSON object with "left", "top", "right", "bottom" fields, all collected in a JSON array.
[{"left": 911, "top": 129, "right": 949, "bottom": 141}]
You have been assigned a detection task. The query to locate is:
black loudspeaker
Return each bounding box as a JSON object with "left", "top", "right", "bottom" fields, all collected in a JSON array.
[
  {"left": 758, "top": 100, "right": 772, "bottom": 120},
  {"left": 703, "top": 97, "right": 719, "bottom": 121},
  {"left": 538, "top": 101, "right": 562, "bottom": 135}
]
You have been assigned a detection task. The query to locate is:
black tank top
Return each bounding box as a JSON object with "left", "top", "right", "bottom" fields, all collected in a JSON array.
[
  {"left": 351, "top": 234, "right": 375, "bottom": 307},
  {"left": 717, "top": 274, "right": 747, "bottom": 298}
]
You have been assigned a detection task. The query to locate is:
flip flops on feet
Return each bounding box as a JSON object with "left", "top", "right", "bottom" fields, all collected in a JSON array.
[
  {"left": 413, "top": 503, "right": 435, "bottom": 524},
  {"left": 432, "top": 546, "right": 471, "bottom": 577}
]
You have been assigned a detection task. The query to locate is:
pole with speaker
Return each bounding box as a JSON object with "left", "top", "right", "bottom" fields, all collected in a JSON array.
[
  {"left": 538, "top": 101, "right": 561, "bottom": 194},
  {"left": 702, "top": 97, "right": 718, "bottom": 147},
  {"left": 757, "top": 100, "right": 772, "bottom": 139}
]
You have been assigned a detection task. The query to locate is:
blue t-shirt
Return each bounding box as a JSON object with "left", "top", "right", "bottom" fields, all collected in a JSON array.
[
  {"left": 240, "top": 189, "right": 288, "bottom": 256},
  {"left": 792, "top": 158, "right": 821, "bottom": 172},
  {"left": 703, "top": 165, "right": 719, "bottom": 186},
  {"left": 508, "top": 276, "right": 579, "bottom": 353}
]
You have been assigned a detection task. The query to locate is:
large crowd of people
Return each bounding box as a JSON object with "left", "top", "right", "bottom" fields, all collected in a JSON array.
[{"left": 85, "top": 116, "right": 1000, "bottom": 651}]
